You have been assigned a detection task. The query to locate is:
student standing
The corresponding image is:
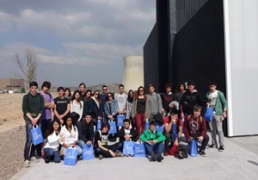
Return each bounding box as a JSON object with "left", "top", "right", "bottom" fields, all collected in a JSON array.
[
  {"left": 79, "top": 82, "right": 86, "bottom": 99},
  {"left": 146, "top": 84, "right": 162, "bottom": 121},
  {"left": 126, "top": 90, "right": 134, "bottom": 128},
  {"left": 82, "top": 89, "right": 93, "bottom": 116},
  {"left": 160, "top": 83, "right": 178, "bottom": 117},
  {"left": 70, "top": 90, "right": 83, "bottom": 124},
  {"left": 92, "top": 90, "right": 103, "bottom": 122},
  {"left": 115, "top": 84, "right": 127, "bottom": 115},
  {"left": 64, "top": 88, "right": 72, "bottom": 100},
  {"left": 22, "top": 81, "right": 44, "bottom": 167}
]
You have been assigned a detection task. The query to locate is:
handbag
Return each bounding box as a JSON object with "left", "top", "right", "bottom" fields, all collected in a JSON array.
[
  {"left": 153, "top": 94, "right": 164, "bottom": 125},
  {"left": 190, "top": 140, "right": 198, "bottom": 157},
  {"left": 155, "top": 123, "right": 164, "bottom": 132},
  {"left": 204, "top": 106, "right": 214, "bottom": 122},
  {"left": 82, "top": 145, "right": 94, "bottom": 160},
  {"left": 117, "top": 114, "right": 125, "bottom": 127},
  {"left": 31, "top": 125, "right": 44, "bottom": 145},
  {"left": 64, "top": 148, "right": 78, "bottom": 166},
  {"left": 108, "top": 120, "right": 117, "bottom": 134},
  {"left": 172, "top": 123, "right": 178, "bottom": 139},
  {"left": 97, "top": 120, "right": 102, "bottom": 130},
  {"left": 134, "top": 143, "right": 146, "bottom": 157},
  {"left": 145, "top": 120, "right": 150, "bottom": 130},
  {"left": 123, "top": 141, "right": 135, "bottom": 155}
]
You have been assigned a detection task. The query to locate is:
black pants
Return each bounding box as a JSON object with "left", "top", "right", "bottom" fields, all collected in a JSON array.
[
  {"left": 94, "top": 142, "right": 123, "bottom": 157},
  {"left": 192, "top": 132, "right": 209, "bottom": 151}
]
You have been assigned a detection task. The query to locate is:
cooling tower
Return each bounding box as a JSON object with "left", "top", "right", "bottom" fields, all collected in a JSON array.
[{"left": 122, "top": 56, "right": 144, "bottom": 92}]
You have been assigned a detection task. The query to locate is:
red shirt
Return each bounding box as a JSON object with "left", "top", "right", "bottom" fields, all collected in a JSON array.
[{"left": 164, "top": 116, "right": 183, "bottom": 126}]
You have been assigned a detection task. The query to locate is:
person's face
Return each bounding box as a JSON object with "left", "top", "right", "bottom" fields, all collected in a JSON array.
[
  {"left": 193, "top": 109, "right": 201, "bottom": 118},
  {"left": 180, "top": 85, "right": 185, "bottom": 92},
  {"left": 149, "top": 125, "right": 156, "bottom": 132},
  {"left": 58, "top": 90, "right": 64, "bottom": 97},
  {"left": 166, "top": 87, "right": 171, "bottom": 93},
  {"left": 94, "top": 91, "right": 99, "bottom": 98},
  {"left": 119, "top": 86, "right": 124, "bottom": 93},
  {"left": 79, "top": 85, "right": 85, "bottom": 92},
  {"left": 124, "top": 122, "right": 130, "bottom": 129},
  {"left": 138, "top": 88, "right": 144, "bottom": 95},
  {"left": 86, "top": 92, "right": 91, "bottom": 98},
  {"left": 53, "top": 121, "right": 60, "bottom": 131},
  {"left": 107, "top": 94, "right": 113, "bottom": 100},
  {"left": 149, "top": 87, "right": 155, "bottom": 94},
  {"left": 66, "top": 118, "right": 72, "bottom": 126},
  {"left": 188, "top": 85, "right": 194, "bottom": 92},
  {"left": 30, "top": 86, "right": 38, "bottom": 95},
  {"left": 42, "top": 86, "right": 49, "bottom": 93},
  {"left": 85, "top": 115, "right": 92, "bottom": 123},
  {"left": 75, "top": 92, "right": 80, "bottom": 100},
  {"left": 209, "top": 85, "right": 217, "bottom": 92},
  {"left": 102, "top": 87, "right": 108, "bottom": 94},
  {"left": 102, "top": 126, "right": 109, "bottom": 133},
  {"left": 65, "top": 90, "right": 69, "bottom": 96},
  {"left": 129, "top": 91, "right": 134, "bottom": 98},
  {"left": 171, "top": 114, "right": 178, "bottom": 120}
]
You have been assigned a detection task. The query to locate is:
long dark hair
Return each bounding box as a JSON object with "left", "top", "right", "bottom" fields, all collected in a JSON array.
[
  {"left": 65, "top": 114, "right": 76, "bottom": 131},
  {"left": 84, "top": 89, "right": 92, "bottom": 100},
  {"left": 93, "top": 90, "right": 101, "bottom": 103},
  {"left": 127, "top": 90, "right": 134, "bottom": 103},
  {"left": 176, "top": 82, "right": 185, "bottom": 93},
  {"left": 134, "top": 86, "right": 147, "bottom": 100},
  {"left": 64, "top": 88, "right": 71, "bottom": 97},
  {"left": 45, "top": 119, "right": 61, "bottom": 138},
  {"left": 71, "top": 90, "right": 82, "bottom": 108}
]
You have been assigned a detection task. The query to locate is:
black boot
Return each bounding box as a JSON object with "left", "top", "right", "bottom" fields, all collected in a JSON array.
[{"left": 45, "top": 156, "right": 50, "bottom": 164}]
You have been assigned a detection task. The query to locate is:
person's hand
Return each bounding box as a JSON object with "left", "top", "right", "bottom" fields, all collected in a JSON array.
[
  {"left": 59, "top": 134, "right": 65, "bottom": 142},
  {"left": 162, "top": 108, "right": 165, "bottom": 113},
  {"left": 60, "top": 119, "right": 64, "bottom": 124},
  {"left": 198, "top": 136, "right": 203, "bottom": 142},
  {"left": 31, "top": 118, "right": 37, "bottom": 126},
  {"left": 222, "top": 112, "right": 227, "bottom": 118},
  {"left": 98, "top": 116, "right": 102, "bottom": 120},
  {"left": 181, "top": 112, "right": 185, "bottom": 119},
  {"left": 78, "top": 118, "right": 81, "bottom": 122},
  {"left": 152, "top": 139, "right": 157, "bottom": 143},
  {"left": 108, "top": 115, "right": 112, "bottom": 119},
  {"left": 169, "top": 104, "right": 174, "bottom": 108},
  {"left": 59, "top": 114, "right": 64, "bottom": 119},
  {"left": 72, "top": 143, "right": 76, "bottom": 148},
  {"left": 146, "top": 140, "right": 152, "bottom": 145},
  {"left": 206, "top": 102, "right": 209, "bottom": 106},
  {"left": 86, "top": 141, "right": 92, "bottom": 145},
  {"left": 109, "top": 150, "right": 116, "bottom": 157},
  {"left": 124, "top": 135, "right": 130, "bottom": 141}
]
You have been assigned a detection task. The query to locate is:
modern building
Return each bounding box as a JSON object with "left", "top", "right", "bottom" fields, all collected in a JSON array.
[
  {"left": 0, "top": 78, "right": 24, "bottom": 90},
  {"left": 144, "top": 0, "right": 258, "bottom": 137},
  {"left": 122, "top": 56, "right": 144, "bottom": 92}
]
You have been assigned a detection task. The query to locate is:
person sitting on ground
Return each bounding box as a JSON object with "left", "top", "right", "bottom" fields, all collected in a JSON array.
[
  {"left": 183, "top": 105, "right": 209, "bottom": 157},
  {"left": 43, "top": 119, "right": 62, "bottom": 164},
  {"left": 140, "top": 121, "right": 166, "bottom": 162},
  {"left": 163, "top": 109, "right": 183, "bottom": 156},
  {"left": 94, "top": 122, "right": 123, "bottom": 160},
  {"left": 77, "top": 113, "right": 94, "bottom": 149},
  {"left": 60, "top": 115, "right": 82, "bottom": 159}
]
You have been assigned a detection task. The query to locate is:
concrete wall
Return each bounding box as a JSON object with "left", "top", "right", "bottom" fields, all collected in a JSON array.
[{"left": 223, "top": 0, "right": 258, "bottom": 136}]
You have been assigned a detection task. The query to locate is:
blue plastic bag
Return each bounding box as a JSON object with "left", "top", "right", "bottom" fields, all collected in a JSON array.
[
  {"left": 204, "top": 106, "right": 214, "bottom": 122},
  {"left": 134, "top": 143, "right": 146, "bottom": 157},
  {"left": 145, "top": 121, "right": 150, "bottom": 130},
  {"left": 172, "top": 124, "right": 178, "bottom": 139},
  {"left": 156, "top": 123, "right": 164, "bottom": 132},
  {"left": 190, "top": 140, "right": 198, "bottom": 157},
  {"left": 108, "top": 121, "right": 117, "bottom": 134},
  {"left": 64, "top": 148, "right": 78, "bottom": 166},
  {"left": 82, "top": 145, "right": 94, "bottom": 160},
  {"left": 123, "top": 141, "right": 135, "bottom": 155},
  {"left": 31, "top": 125, "right": 44, "bottom": 145},
  {"left": 97, "top": 120, "right": 101, "bottom": 130},
  {"left": 117, "top": 115, "right": 125, "bottom": 127}
]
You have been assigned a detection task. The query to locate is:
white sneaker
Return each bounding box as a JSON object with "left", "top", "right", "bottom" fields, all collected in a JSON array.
[
  {"left": 30, "top": 156, "right": 40, "bottom": 163},
  {"left": 24, "top": 160, "right": 30, "bottom": 168}
]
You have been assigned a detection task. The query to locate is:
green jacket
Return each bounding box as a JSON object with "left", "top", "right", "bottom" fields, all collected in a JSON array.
[
  {"left": 22, "top": 93, "right": 44, "bottom": 122},
  {"left": 206, "top": 90, "right": 228, "bottom": 115},
  {"left": 140, "top": 129, "right": 166, "bottom": 143}
]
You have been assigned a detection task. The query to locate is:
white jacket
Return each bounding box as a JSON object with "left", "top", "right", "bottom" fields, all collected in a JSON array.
[
  {"left": 60, "top": 125, "right": 78, "bottom": 146},
  {"left": 44, "top": 132, "right": 60, "bottom": 151},
  {"left": 70, "top": 100, "right": 83, "bottom": 120}
]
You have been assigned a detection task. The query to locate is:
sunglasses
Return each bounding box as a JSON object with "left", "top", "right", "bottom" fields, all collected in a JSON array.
[
  {"left": 94, "top": 93, "right": 99, "bottom": 95},
  {"left": 139, "top": 89, "right": 144, "bottom": 92},
  {"left": 103, "top": 89, "right": 107, "bottom": 90},
  {"left": 108, "top": 95, "right": 112, "bottom": 98}
]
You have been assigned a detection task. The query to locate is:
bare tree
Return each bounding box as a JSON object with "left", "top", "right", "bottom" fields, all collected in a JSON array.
[{"left": 13, "top": 48, "right": 38, "bottom": 85}]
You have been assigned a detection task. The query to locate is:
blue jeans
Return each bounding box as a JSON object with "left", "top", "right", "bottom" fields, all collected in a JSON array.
[
  {"left": 62, "top": 146, "right": 82, "bottom": 156},
  {"left": 41, "top": 119, "right": 52, "bottom": 139},
  {"left": 24, "top": 120, "right": 42, "bottom": 160},
  {"left": 144, "top": 142, "right": 164, "bottom": 156},
  {"left": 43, "top": 148, "right": 61, "bottom": 163},
  {"left": 94, "top": 142, "right": 123, "bottom": 157}
]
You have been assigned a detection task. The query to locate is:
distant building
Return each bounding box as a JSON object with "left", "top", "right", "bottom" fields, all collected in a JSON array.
[{"left": 0, "top": 78, "right": 24, "bottom": 90}]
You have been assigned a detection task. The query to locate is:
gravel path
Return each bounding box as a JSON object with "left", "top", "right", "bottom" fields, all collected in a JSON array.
[{"left": 0, "top": 125, "right": 25, "bottom": 180}]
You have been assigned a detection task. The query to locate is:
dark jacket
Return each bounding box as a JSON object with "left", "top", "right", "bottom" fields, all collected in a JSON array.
[
  {"left": 82, "top": 98, "right": 93, "bottom": 116},
  {"left": 180, "top": 90, "right": 203, "bottom": 114},
  {"left": 117, "top": 127, "right": 138, "bottom": 142},
  {"left": 92, "top": 99, "right": 104, "bottom": 119},
  {"left": 77, "top": 120, "right": 94, "bottom": 143}
]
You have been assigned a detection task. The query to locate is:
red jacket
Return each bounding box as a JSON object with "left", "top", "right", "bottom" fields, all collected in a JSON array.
[{"left": 183, "top": 115, "right": 207, "bottom": 141}]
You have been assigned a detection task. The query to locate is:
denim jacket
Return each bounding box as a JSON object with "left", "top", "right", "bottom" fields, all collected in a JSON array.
[{"left": 104, "top": 100, "right": 118, "bottom": 116}]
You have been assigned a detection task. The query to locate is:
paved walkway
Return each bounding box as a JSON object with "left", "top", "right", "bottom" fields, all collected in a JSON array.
[{"left": 11, "top": 136, "right": 258, "bottom": 180}]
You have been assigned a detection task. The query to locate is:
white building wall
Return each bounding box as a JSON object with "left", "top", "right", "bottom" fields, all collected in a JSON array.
[
  {"left": 224, "top": 0, "right": 258, "bottom": 136},
  {"left": 122, "top": 56, "right": 144, "bottom": 92}
]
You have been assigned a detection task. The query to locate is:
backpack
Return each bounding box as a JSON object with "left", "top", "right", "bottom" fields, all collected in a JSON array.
[
  {"left": 187, "top": 115, "right": 203, "bottom": 123},
  {"left": 174, "top": 145, "right": 188, "bottom": 159}
]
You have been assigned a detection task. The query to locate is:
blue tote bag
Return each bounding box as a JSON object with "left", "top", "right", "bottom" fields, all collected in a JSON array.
[
  {"left": 204, "top": 106, "right": 214, "bottom": 122},
  {"left": 134, "top": 143, "right": 146, "bottom": 157},
  {"left": 172, "top": 124, "right": 178, "bottom": 139},
  {"left": 82, "top": 145, "right": 94, "bottom": 160},
  {"left": 123, "top": 141, "right": 135, "bottom": 155},
  {"left": 190, "top": 140, "right": 198, "bottom": 157},
  {"left": 108, "top": 121, "right": 117, "bottom": 134},
  {"left": 31, "top": 125, "right": 44, "bottom": 145},
  {"left": 64, "top": 148, "right": 78, "bottom": 166},
  {"left": 145, "top": 120, "right": 150, "bottom": 130},
  {"left": 156, "top": 123, "right": 164, "bottom": 132},
  {"left": 97, "top": 120, "right": 102, "bottom": 130},
  {"left": 117, "top": 114, "right": 125, "bottom": 127}
]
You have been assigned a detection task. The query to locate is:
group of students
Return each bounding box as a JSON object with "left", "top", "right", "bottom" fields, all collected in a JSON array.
[{"left": 22, "top": 80, "right": 227, "bottom": 167}]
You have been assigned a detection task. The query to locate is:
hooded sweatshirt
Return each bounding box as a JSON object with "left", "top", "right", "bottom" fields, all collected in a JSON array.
[{"left": 180, "top": 90, "right": 203, "bottom": 114}]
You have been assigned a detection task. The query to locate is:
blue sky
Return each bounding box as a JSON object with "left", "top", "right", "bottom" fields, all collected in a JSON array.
[{"left": 0, "top": 0, "right": 156, "bottom": 87}]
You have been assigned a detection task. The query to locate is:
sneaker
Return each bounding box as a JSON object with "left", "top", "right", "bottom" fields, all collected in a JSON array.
[
  {"left": 218, "top": 145, "right": 224, "bottom": 151},
  {"left": 198, "top": 150, "right": 206, "bottom": 157},
  {"left": 157, "top": 155, "right": 163, "bottom": 162},
  {"left": 129, "top": 154, "right": 134, "bottom": 157},
  {"left": 116, "top": 152, "right": 124, "bottom": 157},
  {"left": 24, "top": 159, "right": 30, "bottom": 168},
  {"left": 99, "top": 154, "right": 104, "bottom": 160},
  {"left": 151, "top": 153, "right": 156, "bottom": 161},
  {"left": 30, "top": 156, "right": 40, "bottom": 163},
  {"left": 163, "top": 152, "right": 168, "bottom": 156},
  {"left": 208, "top": 143, "right": 216, "bottom": 148},
  {"left": 44, "top": 156, "right": 50, "bottom": 164}
]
